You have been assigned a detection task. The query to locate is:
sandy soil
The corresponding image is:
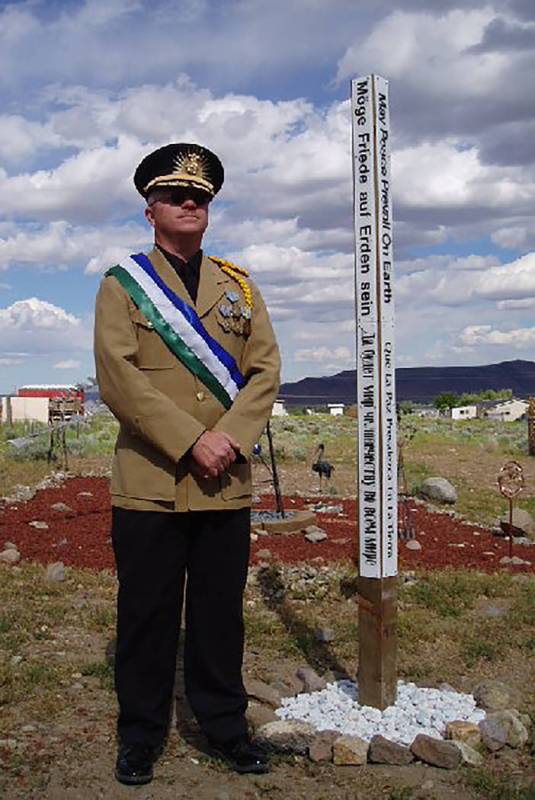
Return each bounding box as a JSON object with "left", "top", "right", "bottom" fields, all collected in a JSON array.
[{"left": 1, "top": 469, "right": 535, "bottom": 799}]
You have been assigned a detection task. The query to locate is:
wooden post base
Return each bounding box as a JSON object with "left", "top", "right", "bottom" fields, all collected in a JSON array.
[{"left": 357, "top": 575, "right": 398, "bottom": 709}]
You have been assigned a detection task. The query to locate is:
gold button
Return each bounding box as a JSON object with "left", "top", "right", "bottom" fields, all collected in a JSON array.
[{"left": 196, "top": 391, "right": 205, "bottom": 401}]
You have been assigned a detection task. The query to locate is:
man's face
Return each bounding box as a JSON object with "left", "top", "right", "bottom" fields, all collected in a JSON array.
[{"left": 145, "top": 186, "right": 211, "bottom": 238}]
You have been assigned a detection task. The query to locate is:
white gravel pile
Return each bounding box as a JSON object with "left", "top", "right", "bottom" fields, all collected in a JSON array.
[{"left": 276, "top": 680, "right": 485, "bottom": 745}]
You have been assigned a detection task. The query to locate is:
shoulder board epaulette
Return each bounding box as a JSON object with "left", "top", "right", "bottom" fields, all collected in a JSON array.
[
  {"left": 210, "top": 256, "right": 249, "bottom": 277},
  {"left": 210, "top": 256, "right": 253, "bottom": 310}
]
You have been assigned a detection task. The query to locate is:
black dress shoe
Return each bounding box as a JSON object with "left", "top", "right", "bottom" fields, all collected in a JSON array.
[
  {"left": 209, "top": 735, "right": 269, "bottom": 774},
  {"left": 115, "top": 742, "right": 158, "bottom": 785}
]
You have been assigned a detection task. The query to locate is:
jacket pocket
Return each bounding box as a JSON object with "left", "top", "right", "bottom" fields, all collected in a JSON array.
[
  {"left": 111, "top": 432, "right": 176, "bottom": 501},
  {"left": 220, "top": 460, "right": 251, "bottom": 500}
]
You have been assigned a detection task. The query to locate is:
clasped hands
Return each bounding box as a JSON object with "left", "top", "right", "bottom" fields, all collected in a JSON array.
[{"left": 189, "top": 430, "right": 241, "bottom": 480}]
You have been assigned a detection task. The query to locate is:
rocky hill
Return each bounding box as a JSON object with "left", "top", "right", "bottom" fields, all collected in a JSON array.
[{"left": 279, "top": 359, "right": 535, "bottom": 405}]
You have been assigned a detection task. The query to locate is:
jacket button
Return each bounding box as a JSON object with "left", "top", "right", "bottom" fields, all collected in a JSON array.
[{"left": 196, "top": 391, "right": 205, "bottom": 401}]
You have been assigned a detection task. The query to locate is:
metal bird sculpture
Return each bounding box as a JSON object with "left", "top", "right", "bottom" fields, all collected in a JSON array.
[{"left": 311, "top": 443, "right": 334, "bottom": 491}]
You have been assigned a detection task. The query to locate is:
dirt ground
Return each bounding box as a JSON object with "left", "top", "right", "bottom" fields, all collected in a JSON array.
[
  {"left": 1, "top": 457, "right": 535, "bottom": 799},
  {"left": 3, "top": 587, "right": 530, "bottom": 800},
  {"left": 2, "top": 554, "right": 534, "bottom": 800}
]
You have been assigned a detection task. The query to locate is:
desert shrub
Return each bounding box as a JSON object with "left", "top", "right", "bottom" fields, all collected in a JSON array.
[
  {"left": 292, "top": 447, "right": 306, "bottom": 462},
  {"left": 10, "top": 438, "right": 51, "bottom": 462},
  {"left": 66, "top": 434, "right": 100, "bottom": 457},
  {"left": 281, "top": 420, "right": 296, "bottom": 432}
]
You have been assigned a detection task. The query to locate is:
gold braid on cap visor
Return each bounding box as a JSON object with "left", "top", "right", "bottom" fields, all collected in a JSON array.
[{"left": 143, "top": 151, "right": 215, "bottom": 195}]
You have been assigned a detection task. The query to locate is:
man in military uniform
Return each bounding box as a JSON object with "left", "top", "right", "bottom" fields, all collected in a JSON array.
[{"left": 94, "top": 143, "right": 280, "bottom": 785}]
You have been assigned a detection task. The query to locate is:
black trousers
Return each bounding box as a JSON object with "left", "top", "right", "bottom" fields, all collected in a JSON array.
[{"left": 111, "top": 506, "right": 251, "bottom": 747}]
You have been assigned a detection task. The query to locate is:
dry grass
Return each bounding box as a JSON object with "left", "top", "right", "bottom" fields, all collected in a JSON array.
[
  {"left": 1, "top": 413, "right": 535, "bottom": 797},
  {"left": 1, "top": 558, "right": 535, "bottom": 797}
]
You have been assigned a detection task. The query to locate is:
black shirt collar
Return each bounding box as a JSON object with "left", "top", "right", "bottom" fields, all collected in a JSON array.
[
  {"left": 156, "top": 245, "right": 203, "bottom": 303},
  {"left": 156, "top": 245, "right": 203, "bottom": 271}
]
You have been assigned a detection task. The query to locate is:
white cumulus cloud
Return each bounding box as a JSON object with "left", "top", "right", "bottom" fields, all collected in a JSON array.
[
  {"left": 295, "top": 346, "right": 352, "bottom": 363},
  {"left": 0, "top": 221, "right": 150, "bottom": 273},
  {"left": 459, "top": 324, "right": 535, "bottom": 348},
  {"left": 0, "top": 298, "right": 91, "bottom": 354},
  {"left": 54, "top": 359, "right": 81, "bottom": 369}
]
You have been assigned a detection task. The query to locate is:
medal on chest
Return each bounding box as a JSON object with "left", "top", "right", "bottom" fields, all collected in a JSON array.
[{"left": 217, "top": 290, "right": 250, "bottom": 335}]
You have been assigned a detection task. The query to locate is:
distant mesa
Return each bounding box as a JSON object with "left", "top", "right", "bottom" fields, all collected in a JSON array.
[{"left": 279, "top": 359, "right": 535, "bottom": 406}]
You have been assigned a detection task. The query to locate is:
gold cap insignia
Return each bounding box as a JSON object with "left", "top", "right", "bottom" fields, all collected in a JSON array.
[{"left": 174, "top": 151, "right": 207, "bottom": 177}]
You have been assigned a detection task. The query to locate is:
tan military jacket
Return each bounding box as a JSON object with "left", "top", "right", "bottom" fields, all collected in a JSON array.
[{"left": 94, "top": 247, "right": 280, "bottom": 512}]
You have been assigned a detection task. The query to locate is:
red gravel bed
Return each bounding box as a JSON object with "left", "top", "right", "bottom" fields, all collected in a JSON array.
[{"left": 0, "top": 477, "right": 533, "bottom": 573}]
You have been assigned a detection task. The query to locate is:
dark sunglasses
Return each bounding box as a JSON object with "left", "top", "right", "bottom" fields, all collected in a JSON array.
[{"left": 155, "top": 187, "right": 212, "bottom": 206}]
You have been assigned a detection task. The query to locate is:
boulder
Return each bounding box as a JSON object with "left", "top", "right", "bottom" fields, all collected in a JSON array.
[
  {"left": 368, "top": 735, "right": 413, "bottom": 765},
  {"left": 511, "top": 556, "right": 531, "bottom": 566},
  {"left": 420, "top": 477, "right": 457, "bottom": 505},
  {"left": 0, "top": 549, "right": 20, "bottom": 564},
  {"left": 255, "top": 720, "right": 315, "bottom": 755},
  {"left": 410, "top": 734, "right": 461, "bottom": 769},
  {"left": 50, "top": 502, "right": 73, "bottom": 513},
  {"left": 5, "top": 485, "right": 34, "bottom": 504},
  {"left": 510, "top": 708, "right": 532, "bottom": 731},
  {"left": 473, "top": 680, "right": 519, "bottom": 711},
  {"left": 244, "top": 678, "right": 281, "bottom": 709},
  {"left": 296, "top": 666, "right": 327, "bottom": 693},
  {"left": 499, "top": 508, "right": 535, "bottom": 541},
  {"left": 314, "top": 627, "right": 335, "bottom": 643},
  {"left": 479, "top": 710, "right": 529, "bottom": 751},
  {"left": 304, "top": 527, "right": 328, "bottom": 544},
  {"left": 500, "top": 555, "right": 531, "bottom": 566},
  {"left": 46, "top": 562, "right": 65, "bottom": 582},
  {"left": 268, "top": 665, "right": 304, "bottom": 698},
  {"left": 405, "top": 540, "right": 422, "bottom": 551},
  {"left": 445, "top": 720, "right": 481, "bottom": 748},
  {"left": 308, "top": 503, "right": 343, "bottom": 514},
  {"left": 308, "top": 731, "right": 337, "bottom": 763},
  {"left": 245, "top": 702, "right": 277, "bottom": 732},
  {"left": 332, "top": 734, "right": 368, "bottom": 766},
  {"left": 453, "top": 741, "right": 483, "bottom": 766}
]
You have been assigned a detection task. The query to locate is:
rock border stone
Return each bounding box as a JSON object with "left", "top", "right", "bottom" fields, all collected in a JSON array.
[
  {"left": 256, "top": 510, "right": 317, "bottom": 534},
  {"left": 249, "top": 672, "right": 530, "bottom": 771}
]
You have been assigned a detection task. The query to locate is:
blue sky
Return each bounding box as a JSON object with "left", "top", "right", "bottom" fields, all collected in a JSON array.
[{"left": 1, "top": 0, "right": 535, "bottom": 392}]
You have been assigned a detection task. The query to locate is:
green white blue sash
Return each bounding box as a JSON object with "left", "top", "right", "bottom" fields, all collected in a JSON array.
[{"left": 106, "top": 253, "right": 246, "bottom": 409}]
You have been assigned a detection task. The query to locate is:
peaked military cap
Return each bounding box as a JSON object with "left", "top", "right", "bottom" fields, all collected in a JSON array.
[{"left": 134, "top": 143, "right": 224, "bottom": 199}]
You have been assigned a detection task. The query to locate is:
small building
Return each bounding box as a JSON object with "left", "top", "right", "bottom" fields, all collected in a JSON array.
[
  {"left": 482, "top": 398, "right": 528, "bottom": 422},
  {"left": 328, "top": 403, "right": 345, "bottom": 417},
  {"left": 451, "top": 405, "right": 478, "bottom": 420},
  {"left": 20, "top": 384, "right": 84, "bottom": 420},
  {"left": 272, "top": 399, "right": 288, "bottom": 417},
  {"left": 1, "top": 384, "right": 85, "bottom": 424},
  {"left": 1, "top": 396, "right": 50, "bottom": 424},
  {"left": 17, "top": 384, "right": 84, "bottom": 404}
]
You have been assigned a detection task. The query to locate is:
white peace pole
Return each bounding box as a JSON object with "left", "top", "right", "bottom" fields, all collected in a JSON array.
[{"left": 352, "top": 75, "right": 398, "bottom": 708}]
